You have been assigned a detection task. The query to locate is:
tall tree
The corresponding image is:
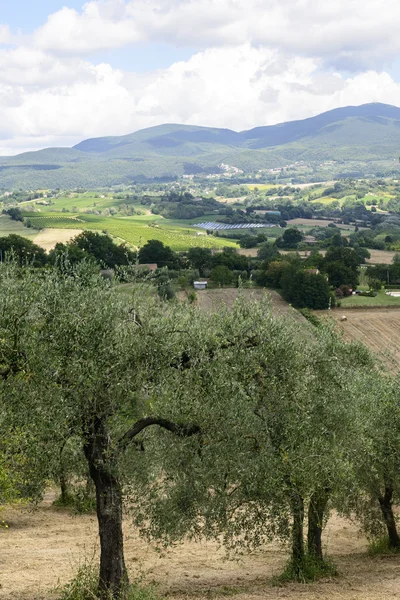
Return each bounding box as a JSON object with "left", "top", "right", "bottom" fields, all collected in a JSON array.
[
  {"left": 0, "top": 262, "right": 205, "bottom": 598},
  {"left": 132, "top": 301, "right": 371, "bottom": 578}
]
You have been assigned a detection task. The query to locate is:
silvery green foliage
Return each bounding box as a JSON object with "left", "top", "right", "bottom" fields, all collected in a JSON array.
[
  {"left": 0, "top": 260, "right": 382, "bottom": 562},
  {"left": 0, "top": 261, "right": 60, "bottom": 502},
  {"left": 336, "top": 370, "right": 400, "bottom": 539},
  {"left": 124, "top": 295, "right": 373, "bottom": 552}
]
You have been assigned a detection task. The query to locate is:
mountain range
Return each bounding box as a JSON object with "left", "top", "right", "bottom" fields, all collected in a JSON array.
[{"left": 1, "top": 102, "right": 400, "bottom": 189}]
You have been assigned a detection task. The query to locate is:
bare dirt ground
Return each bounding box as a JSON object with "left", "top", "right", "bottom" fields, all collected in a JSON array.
[
  {"left": 326, "top": 309, "right": 400, "bottom": 369},
  {"left": 366, "top": 249, "right": 397, "bottom": 265},
  {"left": 2, "top": 495, "right": 400, "bottom": 600},
  {"left": 34, "top": 229, "right": 82, "bottom": 251}
]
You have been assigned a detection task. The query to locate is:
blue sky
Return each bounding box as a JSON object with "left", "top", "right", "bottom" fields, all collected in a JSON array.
[
  {"left": 2, "top": 1, "right": 199, "bottom": 71},
  {"left": 1, "top": 0, "right": 400, "bottom": 155},
  {"left": 3, "top": 1, "right": 84, "bottom": 30}
]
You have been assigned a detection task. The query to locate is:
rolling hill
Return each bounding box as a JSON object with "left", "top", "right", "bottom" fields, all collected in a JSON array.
[{"left": 1, "top": 102, "right": 400, "bottom": 188}]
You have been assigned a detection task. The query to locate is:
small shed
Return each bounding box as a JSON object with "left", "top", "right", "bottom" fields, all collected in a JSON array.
[{"left": 194, "top": 281, "right": 208, "bottom": 290}]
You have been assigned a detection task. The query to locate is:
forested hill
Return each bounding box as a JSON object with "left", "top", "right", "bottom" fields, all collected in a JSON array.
[{"left": 1, "top": 102, "right": 400, "bottom": 188}]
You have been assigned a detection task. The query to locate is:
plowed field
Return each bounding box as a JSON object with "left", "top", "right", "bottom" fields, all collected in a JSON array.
[{"left": 330, "top": 309, "right": 400, "bottom": 368}]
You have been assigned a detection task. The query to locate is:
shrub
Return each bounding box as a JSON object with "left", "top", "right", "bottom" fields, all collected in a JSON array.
[
  {"left": 53, "top": 486, "right": 96, "bottom": 515},
  {"left": 359, "top": 291, "right": 377, "bottom": 297},
  {"left": 297, "top": 308, "right": 321, "bottom": 327},
  {"left": 56, "top": 563, "right": 99, "bottom": 600},
  {"left": 339, "top": 285, "right": 352, "bottom": 297}
]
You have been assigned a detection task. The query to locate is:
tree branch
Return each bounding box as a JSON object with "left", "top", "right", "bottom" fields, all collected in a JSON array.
[
  {"left": 118, "top": 417, "right": 201, "bottom": 452},
  {"left": 171, "top": 335, "right": 259, "bottom": 370}
]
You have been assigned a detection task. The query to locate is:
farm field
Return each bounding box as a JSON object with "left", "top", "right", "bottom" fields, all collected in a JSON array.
[
  {"left": 287, "top": 218, "right": 356, "bottom": 231},
  {"left": 311, "top": 193, "right": 393, "bottom": 207},
  {"left": 2, "top": 491, "right": 400, "bottom": 600},
  {"left": 21, "top": 213, "right": 237, "bottom": 251},
  {"left": 366, "top": 249, "right": 397, "bottom": 264},
  {"left": 237, "top": 247, "right": 259, "bottom": 257},
  {"left": 0, "top": 215, "right": 39, "bottom": 239},
  {"left": 20, "top": 193, "right": 146, "bottom": 213},
  {"left": 33, "top": 228, "right": 82, "bottom": 251},
  {"left": 329, "top": 308, "right": 400, "bottom": 368}
]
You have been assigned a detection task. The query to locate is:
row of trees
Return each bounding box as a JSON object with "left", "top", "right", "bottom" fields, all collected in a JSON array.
[
  {"left": 252, "top": 245, "right": 365, "bottom": 309},
  {"left": 1, "top": 261, "right": 400, "bottom": 600},
  {"left": 0, "top": 232, "right": 179, "bottom": 271}
]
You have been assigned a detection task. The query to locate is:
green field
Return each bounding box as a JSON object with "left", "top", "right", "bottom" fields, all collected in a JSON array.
[
  {"left": 311, "top": 193, "right": 393, "bottom": 207},
  {"left": 246, "top": 184, "right": 281, "bottom": 191},
  {"left": 18, "top": 194, "right": 240, "bottom": 251},
  {"left": 21, "top": 192, "right": 136, "bottom": 213},
  {"left": 0, "top": 215, "right": 40, "bottom": 239},
  {"left": 340, "top": 289, "right": 400, "bottom": 307},
  {"left": 22, "top": 212, "right": 237, "bottom": 251}
]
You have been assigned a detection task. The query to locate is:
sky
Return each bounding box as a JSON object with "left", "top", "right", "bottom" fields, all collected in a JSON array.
[{"left": 2, "top": 0, "right": 400, "bottom": 155}]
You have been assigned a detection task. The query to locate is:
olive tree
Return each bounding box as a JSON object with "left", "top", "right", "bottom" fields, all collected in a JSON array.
[
  {"left": 0, "top": 263, "right": 56, "bottom": 507},
  {"left": 0, "top": 262, "right": 216, "bottom": 599},
  {"left": 340, "top": 371, "right": 400, "bottom": 549},
  {"left": 0, "top": 260, "right": 375, "bottom": 592},
  {"left": 129, "top": 303, "right": 372, "bottom": 578}
]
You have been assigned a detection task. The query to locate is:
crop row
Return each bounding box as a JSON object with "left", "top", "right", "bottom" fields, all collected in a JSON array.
[{"left": 27, "top": 215, "right": 237, "bottom": 251}]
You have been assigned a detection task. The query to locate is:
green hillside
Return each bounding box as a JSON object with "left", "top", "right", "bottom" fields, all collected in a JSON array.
[{"left": 1, "top": 103, "right": 400, "bottom": 188}]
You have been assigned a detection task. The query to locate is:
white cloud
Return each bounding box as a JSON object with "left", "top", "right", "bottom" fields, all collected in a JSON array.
[
  {"left": 2, "top": 43, "right": 400, "bottom": 155},
  {"left": 0, "top": 24, "right": 13, "bottom": 45},
  {"left": 2, "top": 0, "right": 400, "bottom": 154},
  {"left": 32, "top": 0, "right": 400, "bottom": 70}
]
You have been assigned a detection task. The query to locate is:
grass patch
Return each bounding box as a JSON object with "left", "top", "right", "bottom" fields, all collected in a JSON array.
[
  {"left": 56, "top": 563, "right": 160, "bottom": 600},
  {"left": 273, "top": 556, "right": 338, "bottom": 585},
  {"left": 0, "top": 215, "right": 40, "bottom": 239},
  {"left": 340, "top": 289, "right": 400, "bottom": 307},
  {"left": 208, "top": 586, "right": 241, "bottom": 597},
  {"left": 368, "top": 537, "right": 400, "bottom": 556}
]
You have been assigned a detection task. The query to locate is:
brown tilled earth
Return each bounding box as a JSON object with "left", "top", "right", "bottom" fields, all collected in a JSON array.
[
  {"left": 1, "top": 495, "right": 400, "bottom": 600},
  {"left": 327, "top": 308, "right": 400, "bottom": 369}
]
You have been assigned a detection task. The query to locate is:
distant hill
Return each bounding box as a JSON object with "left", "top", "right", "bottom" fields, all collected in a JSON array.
[{"left": 1, "top": 103, "right": 400, "bottom": 188}]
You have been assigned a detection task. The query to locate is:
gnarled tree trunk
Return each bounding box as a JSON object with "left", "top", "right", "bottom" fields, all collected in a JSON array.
[
  {"left": 84, "top": 419, "right": 129, "bottom": 600},
  {"left": 378, "top": 483, "right": 400, "bottom": 549},
  {"left": 307, "top": 488, "right": 330, "bottom": 561}
]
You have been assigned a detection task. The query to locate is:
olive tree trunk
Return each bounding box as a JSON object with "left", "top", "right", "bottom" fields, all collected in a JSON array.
[
  {"left": 307, "top": 489, "right": 329, "bottom": 561},
  {"left": 291, "top": 492, "right": 305, "bottom": 570},
  {"left": 378, "top": 484, "right": 400, "bottom": 549},
  {"left": 84, "top": 420, "right": 129, "bottom": 600}
]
